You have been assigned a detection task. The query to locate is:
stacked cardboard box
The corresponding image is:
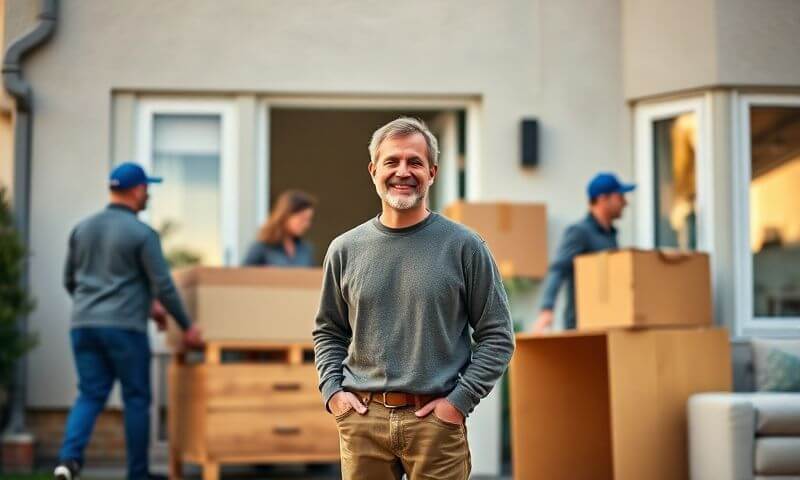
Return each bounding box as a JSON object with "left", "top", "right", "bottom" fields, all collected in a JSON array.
[
  {"left": 511, "top": 248, "right": 730, "bottom": 480},
  {"left": 574, "top": 248, "right": 712, "bottom": 329},
  {"left": 167, "top": 266, "right": 323, "bottom": 347},
  {"left": 443, "top": 201, "right": 548, "bottom": 278}
]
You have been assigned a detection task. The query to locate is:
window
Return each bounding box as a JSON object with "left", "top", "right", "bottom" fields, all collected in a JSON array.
[
  {"left": 135, "top": 98, "right": 238, "bottom": 267},
  {"left": 736, "top": 95, "right": 800, "bottom": 333},
  {"left": 635, "top": 96, "right": 712, "bottom": 252},
  {"left": 134, "top": 98, "right": 239, "bottom": 450},
  {"left": 653, "top": 113, "right": 698, "bottom": 250},
  {"left": 151, "top": 114, "right": 223, "bottom": 266}
]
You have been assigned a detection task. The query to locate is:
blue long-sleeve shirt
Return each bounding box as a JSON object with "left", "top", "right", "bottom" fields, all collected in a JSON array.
[
  {"left": 242, "top": 239, "right": 314, "bottom": 267},
  {"left": 539, "top": 213, "right": 618, "bottom": 329},
  {"left": 64, "top": 204, "right": 192, "bottom": 332}
]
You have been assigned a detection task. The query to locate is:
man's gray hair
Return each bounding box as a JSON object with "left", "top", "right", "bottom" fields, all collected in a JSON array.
[{"left": 368, "top": 117, "right": 440, "bottom": 166}]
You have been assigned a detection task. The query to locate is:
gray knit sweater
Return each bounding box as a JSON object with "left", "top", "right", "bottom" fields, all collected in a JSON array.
[
  {"left": 312, "top": 212, "right": 515, "bottom": 416},
  {"left": 64, "top": 204, "right": 191, "bottom": 332}
]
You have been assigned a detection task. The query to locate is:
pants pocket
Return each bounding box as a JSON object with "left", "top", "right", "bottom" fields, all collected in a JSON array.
[
  {"left": 429, "top": 412, "right": 464, "bottom": 431},
  {"left": 334, "top": 405, "right": 356, "bottom": 422}
]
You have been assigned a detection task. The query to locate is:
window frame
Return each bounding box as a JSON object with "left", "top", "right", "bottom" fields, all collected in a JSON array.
[
  {"left": 634, "top": 95, "right": 715, "bottom": 254},
  {"left": 135, "top": 97, "right": 240, "bottom": 266},
  {"left": 134, "top": 97, "right": 239, "bottom": 452},
  {"left": 256, "top": 95, "right": 480, "bottom": 221},
  {"left": 733, "top": 93, "right": 800, "bottom": 336}
]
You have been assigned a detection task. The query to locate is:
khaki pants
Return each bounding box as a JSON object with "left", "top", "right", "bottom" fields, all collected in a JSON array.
[{"left": 334, "top": 402, "right": 471, "bottom": 480}]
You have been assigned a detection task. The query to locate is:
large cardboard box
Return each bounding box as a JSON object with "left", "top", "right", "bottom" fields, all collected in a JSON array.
[
  {"left": 443, "top": 201, "right": 547, "bottom": 278},
  {"left": 168, "top": 267, "right": 323, "bottom": 346},
  {"left": 575, "top": 249, "right": 712, "bottom": 330},
  {"left": 510, "top": 328, "right": 731, "bottom": 480}
]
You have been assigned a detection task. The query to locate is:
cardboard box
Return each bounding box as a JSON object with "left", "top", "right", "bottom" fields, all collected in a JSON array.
[
  {"left": 575, "top": 249, "right": 712, "bottom": 330},
  {"left": 167, "top": 267, "right": 323, "bottom": 347},
  {"left": 510, "top": 328, "right": 731, "bottom": 480},
  {"left": 443, "top": 201, "right": 547, "bottom": 278}
]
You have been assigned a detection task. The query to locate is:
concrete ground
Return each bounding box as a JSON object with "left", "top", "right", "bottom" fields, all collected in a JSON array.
[{"left": 71, "top": 463, "right": 511, "bottom": 479}]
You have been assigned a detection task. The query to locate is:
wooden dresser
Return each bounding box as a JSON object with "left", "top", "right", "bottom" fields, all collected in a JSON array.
[{"left": 168, "top": 341, "right": 339, "bottom": 480}]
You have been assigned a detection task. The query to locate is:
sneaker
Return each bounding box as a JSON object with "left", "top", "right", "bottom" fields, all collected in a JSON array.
[{"left": 54, "top": 459, "right": 80, "bottom": 480}]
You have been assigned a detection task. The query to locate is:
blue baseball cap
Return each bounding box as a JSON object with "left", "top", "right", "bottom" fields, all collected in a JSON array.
[
  {"left": 109, "top": 162, "right": 162, "bottom": 190},
  {"left": 587, "top": 173, "right": 636, "bottom": 200}
]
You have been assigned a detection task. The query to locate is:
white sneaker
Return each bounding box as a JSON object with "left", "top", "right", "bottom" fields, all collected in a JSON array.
[{"left": 53, "top": 460, "right": 80, "bottom": 480}]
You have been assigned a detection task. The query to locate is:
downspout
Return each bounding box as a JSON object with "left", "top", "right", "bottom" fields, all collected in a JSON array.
[{"left": 1, "top": 0, "right": 57, "bottom": 435}]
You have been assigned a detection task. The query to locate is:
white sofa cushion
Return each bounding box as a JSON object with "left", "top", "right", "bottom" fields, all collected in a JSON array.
[
  {"left": 752, "top": 394, "right": 800, "bottom": 435},
  {"left": 755, "top": 437, "right": 800, "bottom": 475}
]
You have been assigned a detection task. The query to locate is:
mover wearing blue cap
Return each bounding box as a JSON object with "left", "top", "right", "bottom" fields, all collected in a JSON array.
[
  {"left": 55, "top": 162, "right": 202, "bottom": 480},
  {"left": 533, "top": 172, "right": 636, "bottom": 332}
]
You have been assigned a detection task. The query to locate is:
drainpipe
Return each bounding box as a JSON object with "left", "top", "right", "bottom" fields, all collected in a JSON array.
[{"left": 1, "top": 0, "right": 57, "bottom": 435}]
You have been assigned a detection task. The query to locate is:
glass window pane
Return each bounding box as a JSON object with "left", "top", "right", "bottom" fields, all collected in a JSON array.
[
  {"left": 150, "top": 114, "right": 222, "bottom": 266},
  {"left": 750, "top": 106, "right": 800, "bottom": 318},
  {"left": 652, "top": 113, "right": 697, "bottom": 250}
]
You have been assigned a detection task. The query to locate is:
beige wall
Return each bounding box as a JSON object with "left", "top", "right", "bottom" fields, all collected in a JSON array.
[
  {"left": 623, "top": 0, "right": 800, "bottom": 100},
  {"left": 12, "top": 0, "right": 628, "bottom": 406},
  {"left": 4, "top": 0, "right": 35, "bottom": 46},
  {"left": 715, "top": 0, "right": 800, "bottom": 87},
  {"left": 622, "top": 0, "right": 718, "bottom": 100},
  {"left": 7, "top": 0, "right": 629, "bottom": 471}
]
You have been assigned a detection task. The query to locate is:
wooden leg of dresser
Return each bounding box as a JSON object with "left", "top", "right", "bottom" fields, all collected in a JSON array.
[{"left": 202, "top": 461, "right": 220, "bottom": 480}]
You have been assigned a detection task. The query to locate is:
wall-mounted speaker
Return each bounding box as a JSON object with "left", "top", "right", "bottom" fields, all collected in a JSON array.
[{"left": 521, "top": 118, "right": 538, "bottom": 168}]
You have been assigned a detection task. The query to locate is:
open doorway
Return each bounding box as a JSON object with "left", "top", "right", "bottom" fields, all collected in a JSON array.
[{"left": 268, "top": 108, "right": 467, "bottom": 265}]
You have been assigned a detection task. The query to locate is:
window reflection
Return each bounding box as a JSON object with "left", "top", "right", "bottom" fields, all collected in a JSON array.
[
  {"left": 750, "top": 106, "right": 800, "bottom": 318},
  {"left": 653, "top": 113, "right": 697, "bottom": 250},
  {"left": 150, "top": 114, "right": 222, "bottom": 267}
]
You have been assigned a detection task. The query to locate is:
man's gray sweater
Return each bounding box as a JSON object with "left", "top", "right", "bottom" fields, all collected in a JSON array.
[
  {"left": 312, "top": 212, "right": 515, "bottom": 417},
  {"left": 64, "top": 204, "right": 191, "bottom": 332}
]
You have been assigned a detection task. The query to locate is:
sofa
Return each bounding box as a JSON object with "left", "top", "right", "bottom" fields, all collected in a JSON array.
[{"left": 688, "top": 339, "right": 800, "bottom": 480}]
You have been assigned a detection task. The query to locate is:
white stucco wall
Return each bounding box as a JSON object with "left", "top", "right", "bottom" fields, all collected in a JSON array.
[
  {"left": 623, "top": 0, "right": 800, "bottom": 100},
  {"left": 8, "top": 0, "right": 632, "bottom": 473},
  {"left": 715, "top": 0, "right": 800, "bottom": 87}
]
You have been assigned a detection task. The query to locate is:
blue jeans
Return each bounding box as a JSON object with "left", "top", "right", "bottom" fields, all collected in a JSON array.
[{"left": 60, "top": 327, "right": 151, "bottom": 480}]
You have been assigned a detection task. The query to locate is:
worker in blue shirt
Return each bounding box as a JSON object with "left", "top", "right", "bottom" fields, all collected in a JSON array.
[
  {"left": 56, "top": 163, "right": 202, "bottom": 480},
  {"left": 533, "top": 173, "right": 635, "bottom": 332}
]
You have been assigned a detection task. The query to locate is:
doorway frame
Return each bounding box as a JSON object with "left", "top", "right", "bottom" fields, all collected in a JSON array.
[{"left": 257, "top": 95, "right": 482, "bottom": 223}]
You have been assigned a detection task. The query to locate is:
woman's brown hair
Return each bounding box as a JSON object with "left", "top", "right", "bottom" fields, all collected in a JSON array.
[{"left": 257, "top": 190, "right": 316, "bottom": 245}]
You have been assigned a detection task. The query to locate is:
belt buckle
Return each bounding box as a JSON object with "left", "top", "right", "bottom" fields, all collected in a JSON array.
[{"left": 382, "top": 392, "right": 404, "bottom": 409}]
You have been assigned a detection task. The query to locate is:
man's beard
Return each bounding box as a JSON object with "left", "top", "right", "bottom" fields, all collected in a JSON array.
[{"left": 375, "top": 178, "right": 427, "bottom": 210}]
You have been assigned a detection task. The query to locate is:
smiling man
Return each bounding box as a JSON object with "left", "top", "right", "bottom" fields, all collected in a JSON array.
[{"left": 312, "top": 117, "right": 515, "bottom": 479}]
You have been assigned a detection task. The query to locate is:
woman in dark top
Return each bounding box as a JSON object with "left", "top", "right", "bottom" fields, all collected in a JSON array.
[{"left": 243, "top": 190, "right": 316, "bottom": 267}]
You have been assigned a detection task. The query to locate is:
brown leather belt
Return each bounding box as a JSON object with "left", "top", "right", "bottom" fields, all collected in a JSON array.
[{"left": 349, "top": 390, "right": 436, "bottom": 409}]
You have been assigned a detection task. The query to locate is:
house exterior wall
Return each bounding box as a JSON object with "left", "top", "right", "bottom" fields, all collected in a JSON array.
[
  {"left": 3, "top": 0, "right": 631, "bottom": 473},
  {"left": 623, "top": 0, "right": 800, "bottom": 100}
]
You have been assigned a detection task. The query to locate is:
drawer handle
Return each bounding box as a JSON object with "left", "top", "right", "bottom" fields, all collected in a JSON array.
[
  {"left": 273, "top": 382, "right": 302, "bottom": 392},
  {"left": 274, "top": 426, "right": 301, "bottom": 435}
]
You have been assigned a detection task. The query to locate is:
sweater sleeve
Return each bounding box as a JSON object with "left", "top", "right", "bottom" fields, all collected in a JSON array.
[
  {"left": 139, "top": 231, "right": 192, "bottom": 330},
  {"left": 312, "top": 244, "right": 351, "bottom": 411},
  {"left": 446, "top": 240, "right": 515, "bottom": 417}
]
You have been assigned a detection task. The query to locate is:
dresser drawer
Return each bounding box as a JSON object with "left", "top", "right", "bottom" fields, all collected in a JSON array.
[
  {"left": 205, "top": 364, "right": 321, "bottom": 409},
  {"left": 206, "top": 407, "right": 339, "bottom": 457}
]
